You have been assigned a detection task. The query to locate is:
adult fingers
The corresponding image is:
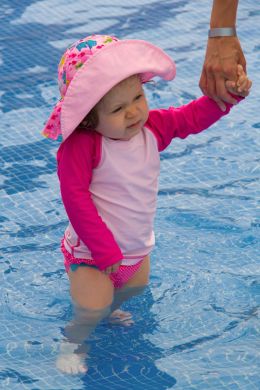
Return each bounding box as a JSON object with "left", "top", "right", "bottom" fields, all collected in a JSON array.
[
  {"left": 199, "top": 67, "right": 208, "bottom": 96},
  {"left": 199, "top": 67, "right": 225, "bottom": 111},
  {"left": 205, "top": 69, "right": 228, "bottom": 110},
  {"left": 215, "top": 73, "right": 237, "bottom": 105},
  {"left": 237, "top": 43, "right": 247, "bottom": 74}
]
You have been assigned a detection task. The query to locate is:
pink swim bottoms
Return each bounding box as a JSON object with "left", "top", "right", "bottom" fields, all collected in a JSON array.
[{"left": 61, "top": 239, "right": 143, "bottom": 289}]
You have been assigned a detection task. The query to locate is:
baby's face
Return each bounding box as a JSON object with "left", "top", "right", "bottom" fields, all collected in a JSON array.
[{"left": 95, "top": 75, "right": 149, "bottom": 141}]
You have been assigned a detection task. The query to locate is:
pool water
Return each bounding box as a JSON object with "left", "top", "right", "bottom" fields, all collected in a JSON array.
[{"left": 0, "top": 0, "right": 259, "bottom": 389}]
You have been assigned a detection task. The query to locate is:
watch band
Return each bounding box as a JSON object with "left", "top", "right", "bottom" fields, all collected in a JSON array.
[{"left": 208, "top": 27, "right": 237, "bottom": 38}]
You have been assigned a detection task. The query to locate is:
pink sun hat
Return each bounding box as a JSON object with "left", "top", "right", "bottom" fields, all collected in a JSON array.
[{"left": 42, "top": 34, "right": 176, "bottom": 141}]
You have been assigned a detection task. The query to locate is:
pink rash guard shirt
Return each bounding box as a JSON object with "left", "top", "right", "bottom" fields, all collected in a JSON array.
[{"left": 57, "top": 96, "right": 239, "bottom": 271}]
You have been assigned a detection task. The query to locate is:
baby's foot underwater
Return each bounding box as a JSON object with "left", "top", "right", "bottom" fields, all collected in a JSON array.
[
  {"left": 56, "top": 352, "right": 87, "bottom": 375},
  {"left": 108, "top": 309, "right": 134, "bottom": 326},
  {"left": 56, "top": 310, "right": 134, "bottom": 374},
  {"left": 56, "top": 342, "right": 88, "bottom": 375}
]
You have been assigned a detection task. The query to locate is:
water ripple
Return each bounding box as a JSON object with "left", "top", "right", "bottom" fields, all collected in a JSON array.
[
  {"left": 160, "top": 136, "right": 221, "bottom": 160},
  {"left": 159, "top": 186, "right": 252, "bottom": 201}
]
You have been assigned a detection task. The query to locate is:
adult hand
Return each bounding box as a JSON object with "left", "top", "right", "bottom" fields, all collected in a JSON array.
[{"left": 199, "top": 36, "right": 246, "bottom": 111}]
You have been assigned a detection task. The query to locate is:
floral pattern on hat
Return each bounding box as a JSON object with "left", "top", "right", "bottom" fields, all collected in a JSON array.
[{"left": 42, "top": 35, "right": 118, "bottom": 139}]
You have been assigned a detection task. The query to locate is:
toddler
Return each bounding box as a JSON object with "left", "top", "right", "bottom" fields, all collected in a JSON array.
[{"left": 42, "top": 35, "right": 251, "bottom": 374}]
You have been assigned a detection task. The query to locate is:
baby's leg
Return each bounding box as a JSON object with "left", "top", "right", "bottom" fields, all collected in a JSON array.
[
  {"left": 57, "top": 266, "right": 114, "bottom": 374},
  {"left": 109, "top": 255, "right": 150, "bottom": 325}
]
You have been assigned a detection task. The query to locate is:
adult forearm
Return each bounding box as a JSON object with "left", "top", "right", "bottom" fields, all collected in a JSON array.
[{"left": 210, "top": 0, "right": 238, "bottom": 28}]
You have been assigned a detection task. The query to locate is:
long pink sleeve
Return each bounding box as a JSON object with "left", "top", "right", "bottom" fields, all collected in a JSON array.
[
  {"left": 146, "top": 96, "right": 240, "bottom": 151},
  {"left": 57, "top": 130, "right": 123, "bottom": 270}
]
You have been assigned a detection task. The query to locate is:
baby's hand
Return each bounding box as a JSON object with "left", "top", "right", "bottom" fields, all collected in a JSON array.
[
  {"left": 225, "top": 64, "right": 252, "bottom": 97},
  {"left": 104, "top": 260, "right": 122, "bottom": 274}
]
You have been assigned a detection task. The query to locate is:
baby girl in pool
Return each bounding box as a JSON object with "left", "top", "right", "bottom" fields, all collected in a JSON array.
[{"left": 42, "top": 34, "right": 251, "bottom": 374}]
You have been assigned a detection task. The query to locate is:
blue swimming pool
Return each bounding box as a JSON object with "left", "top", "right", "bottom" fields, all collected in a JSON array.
[{"left": 0, "top": 0, "right": 259, "bottom": 389}]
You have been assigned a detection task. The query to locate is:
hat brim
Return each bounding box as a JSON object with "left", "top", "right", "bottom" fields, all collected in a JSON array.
[{"left": 50, "top": 40, "right": 176, "bottom": 141}]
